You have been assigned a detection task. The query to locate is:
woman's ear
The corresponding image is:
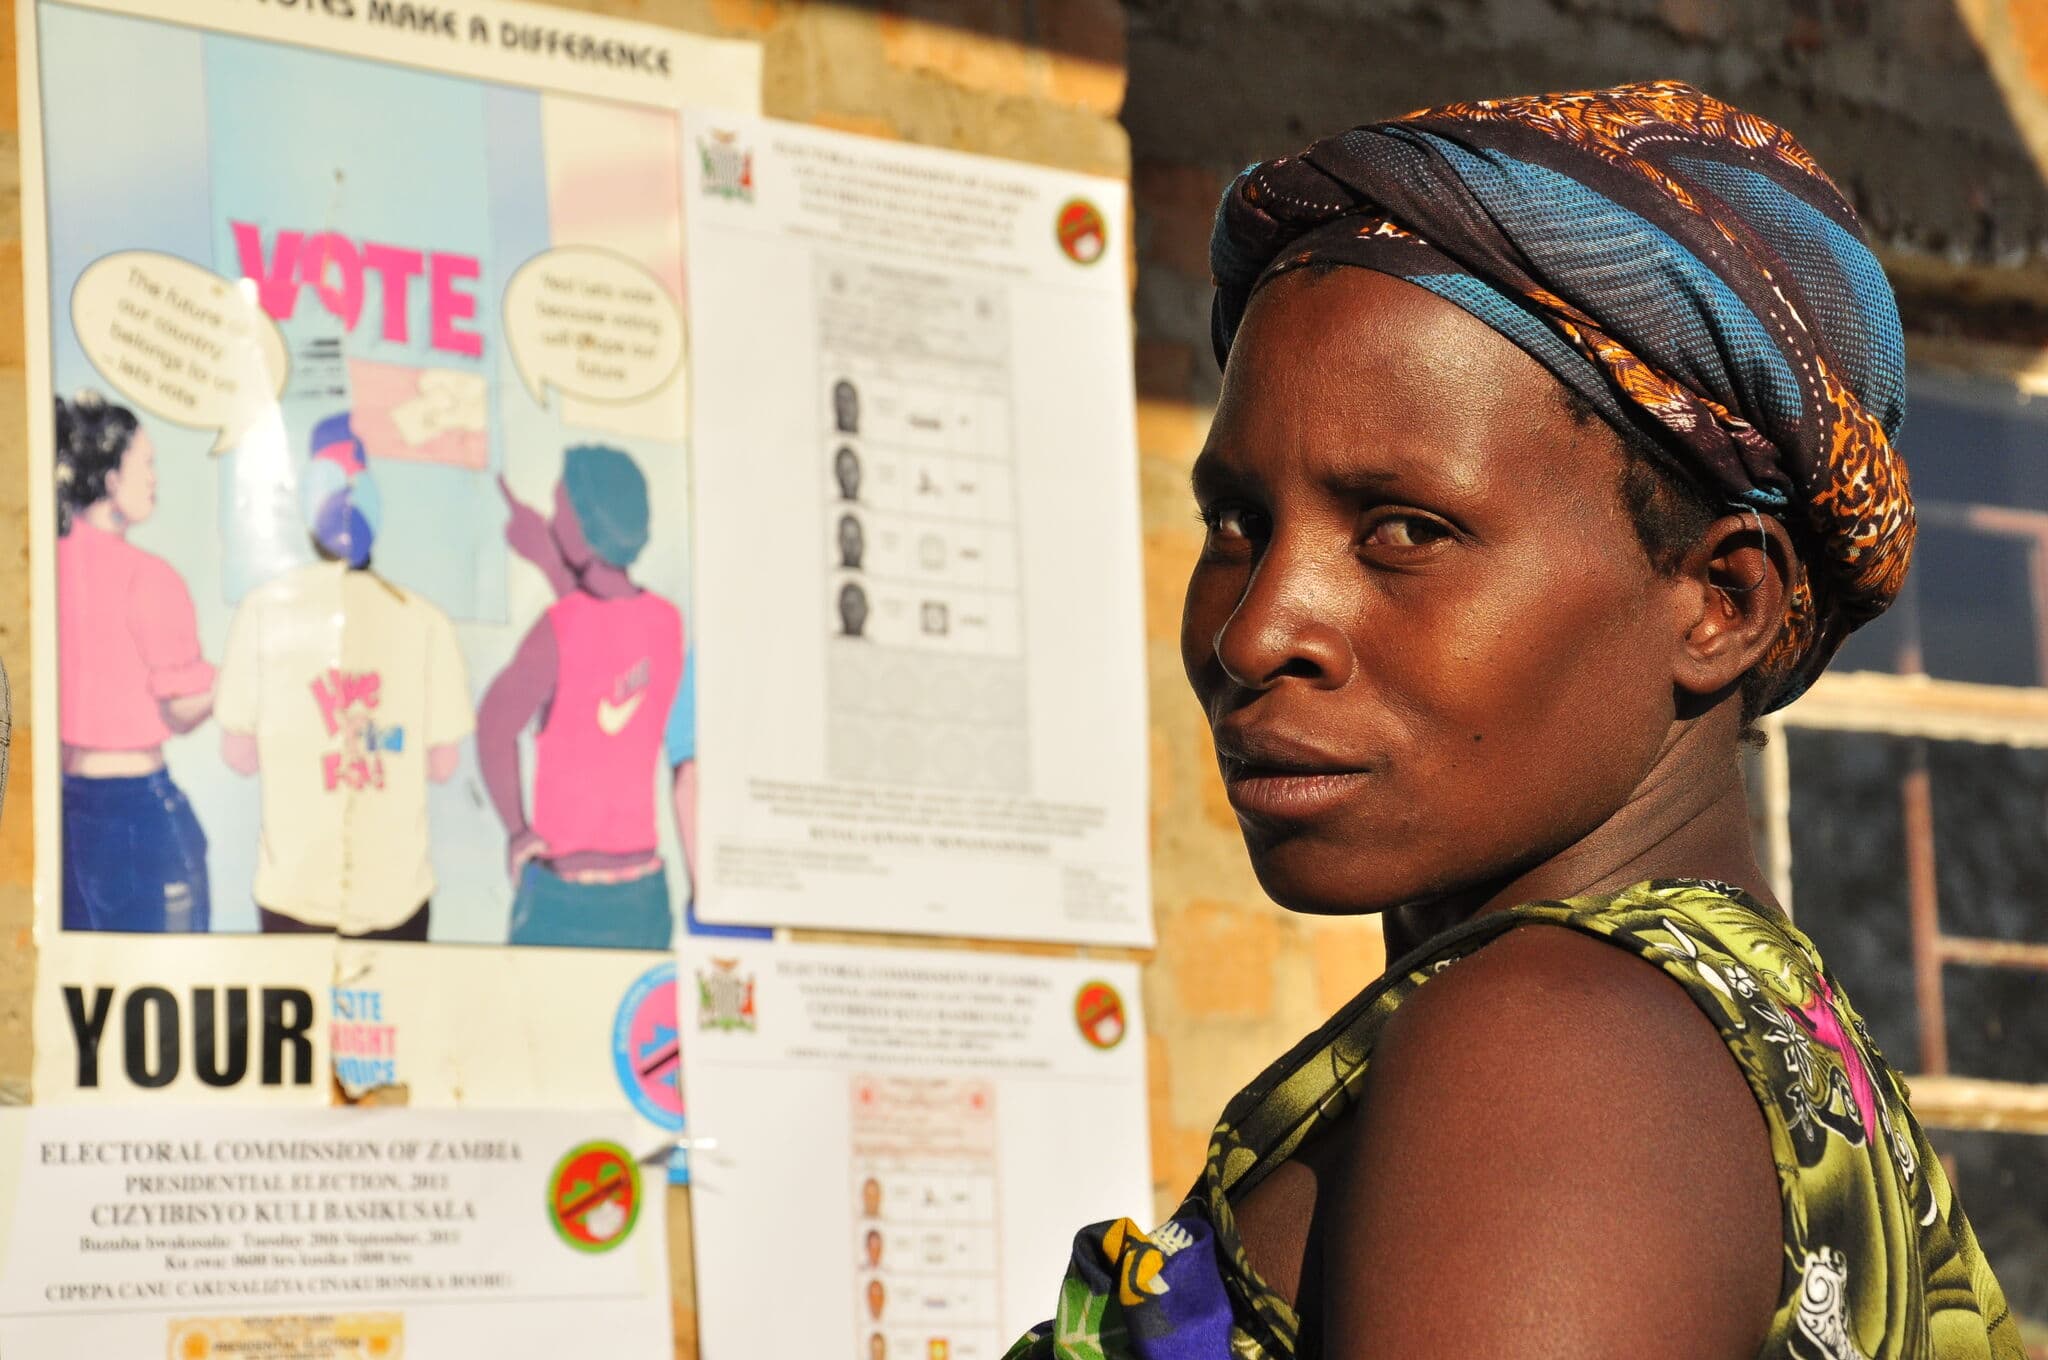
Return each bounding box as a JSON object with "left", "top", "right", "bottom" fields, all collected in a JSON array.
[{"left": 1670, "top": 511, "right": 1796, "bottom": 702}]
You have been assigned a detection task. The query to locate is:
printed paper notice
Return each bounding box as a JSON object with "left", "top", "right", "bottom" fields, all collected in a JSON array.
[
  {"left": 684, "top": 115, "right": 1151, "bottom": 945},
  {"left": 680, "top": 939, "right": 1152, "bottom": 1360},
  {"left": 0, "top": 1107, "right": 671, "bottom": 1357}
]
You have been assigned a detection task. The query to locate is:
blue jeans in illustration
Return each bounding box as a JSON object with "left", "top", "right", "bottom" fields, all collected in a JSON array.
[
  {"left": 508, "top": 861, "right": 671, "bottom": 950},
  {"left": 61, "top": 770, "right": 211, "bottom": 933}
]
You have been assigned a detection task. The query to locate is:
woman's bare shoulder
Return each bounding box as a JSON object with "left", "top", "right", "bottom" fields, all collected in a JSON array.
[{"left": 1308, "top": 922, "right": 1781, "bottom": 1360}]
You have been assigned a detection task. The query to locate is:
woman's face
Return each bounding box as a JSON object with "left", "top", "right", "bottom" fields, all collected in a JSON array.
[
  {"left": 106, "top": 428, "right": 158, "bottom": 525},
  {"left": 1182, "top": 269, "right": 1694, "bottom": 917}
]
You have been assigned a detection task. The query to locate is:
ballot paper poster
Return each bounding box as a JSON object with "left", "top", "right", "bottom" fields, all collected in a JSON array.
[
  {"left": 679, "top": 939, "right": 1152, "bottom": 1360},
  {"left": 0, "top": 1106, "right": 673, "bottom": 1358},
  {"left": 15, "top": 0, "right": 759, "bottom": 1156},
  {"left": 684, "top": 115, "right": 1154, "bottom": 946}
]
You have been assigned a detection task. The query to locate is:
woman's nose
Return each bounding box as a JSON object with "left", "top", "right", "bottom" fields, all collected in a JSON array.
[{"left": 1210, "top": 543, "right": 1353, "bottom": 692}]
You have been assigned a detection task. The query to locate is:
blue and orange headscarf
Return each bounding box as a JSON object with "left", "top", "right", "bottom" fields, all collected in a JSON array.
[{"left": 1211, "top": 81, "right": 1911, "bottom": 710}]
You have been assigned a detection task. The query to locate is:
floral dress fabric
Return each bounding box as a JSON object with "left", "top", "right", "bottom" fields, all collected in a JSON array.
[{"left": 1006, "top": 880, "right": 2022, "bottom": 1360}]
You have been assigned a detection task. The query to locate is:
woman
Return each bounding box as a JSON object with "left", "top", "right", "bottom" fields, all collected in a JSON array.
[
  {"left": 56, "top": 392, "right": 215, "bottom": 933},
  {"left": 1011, "top": 84, "right": 2020, "bottom": 1358}
]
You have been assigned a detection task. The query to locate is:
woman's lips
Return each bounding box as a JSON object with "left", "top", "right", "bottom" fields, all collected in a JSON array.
[
  {"left": 1212, "top": 723, "right": 1376, "bottom": 822},
  {"left": 1218, "top": 759, "right": 1373, "bottom": 821}
]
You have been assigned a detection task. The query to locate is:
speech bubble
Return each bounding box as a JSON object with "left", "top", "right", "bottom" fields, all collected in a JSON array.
[
  {"left": 71, "top": 251, "right": 290, "bottom": 454},
  {"left": 503, "top": 246, "right": 685, "bottom": 409}
]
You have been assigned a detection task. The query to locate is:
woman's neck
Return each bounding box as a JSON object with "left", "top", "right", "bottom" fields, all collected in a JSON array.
[
  {"left": 81, "top": 502, "right": 127, "bottom": 536},
  {"left": 1380, "top": 717, "right": 1775, "bottom": 959}
]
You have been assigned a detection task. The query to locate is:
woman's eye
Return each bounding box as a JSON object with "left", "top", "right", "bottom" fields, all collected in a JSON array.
[
  {"left": 1361, "top": 513, "right": 1451, "bottom": 549},
  {"left": 1202, "top": 504, "right": 1267, "bottom": 544}
]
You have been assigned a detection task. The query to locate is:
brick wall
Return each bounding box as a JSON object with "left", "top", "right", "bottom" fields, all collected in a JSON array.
[{"left": 1127, "top": 0, "right": 2048, "bottom": 269}]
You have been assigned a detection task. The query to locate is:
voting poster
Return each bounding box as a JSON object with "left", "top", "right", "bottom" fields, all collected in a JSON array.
[
  {"left": 685, "top": 115, "right": 1153, "bottom": 946},
  {"left": 17, "top": 0, "right": 758, "bottom": 1165}
]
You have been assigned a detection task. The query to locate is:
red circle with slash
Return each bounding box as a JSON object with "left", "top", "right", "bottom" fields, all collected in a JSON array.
[
  {"left": 547, "top": 1140, "right": 642, "bottom": 1253},
  {"left": 1056, "top": 197, "right": 1108, "bottom": 264},
  {"left": 1074, "top": 980, "right": 1128, "bottom": 1050}
]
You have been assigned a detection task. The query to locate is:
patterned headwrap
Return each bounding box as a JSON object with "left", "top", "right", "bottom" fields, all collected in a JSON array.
[{"left": 1211, "top": 81, "right": 1910, "bottom": 711}]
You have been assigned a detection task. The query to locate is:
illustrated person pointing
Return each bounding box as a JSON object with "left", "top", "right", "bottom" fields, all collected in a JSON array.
[{"left": 482, "top": 446, "right": 685, "bottom": 950}]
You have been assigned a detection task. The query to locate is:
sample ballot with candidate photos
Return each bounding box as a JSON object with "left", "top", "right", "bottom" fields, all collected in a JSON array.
[
  {"left": 685, "top": 115, "right": 1151, "bottom": 948},
  {"left": 679, "top": 940, "right": 1152, "bottom": 1360}
]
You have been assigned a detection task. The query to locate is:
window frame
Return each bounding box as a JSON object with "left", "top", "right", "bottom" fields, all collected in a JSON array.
[{"left": 1764, "top": 339, "right": 2048, "bottom": 1136}]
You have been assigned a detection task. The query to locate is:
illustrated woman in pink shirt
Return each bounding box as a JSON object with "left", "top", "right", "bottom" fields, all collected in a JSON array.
[
  {"left": 480, "top": 445, "right": 683, "bottom": 949},
  {"left": 54, "top": 392, "right": 215, "bottom": 933}
]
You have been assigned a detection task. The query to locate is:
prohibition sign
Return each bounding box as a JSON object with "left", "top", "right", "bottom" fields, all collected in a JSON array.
[
  {"left": 1074, "top": 979, "right": 1127, "bottom": 1050},
  {"left": 1055, "top": 197, "right": 1107, "bottom": 265},
  {"left": 548, "top": 1139, "right": 642, "bottom": 1253}
]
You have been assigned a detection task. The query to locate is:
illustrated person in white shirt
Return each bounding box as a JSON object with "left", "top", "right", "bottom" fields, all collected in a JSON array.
[{"left": 214, "top": 412, "right": 472, "bottom": 940}]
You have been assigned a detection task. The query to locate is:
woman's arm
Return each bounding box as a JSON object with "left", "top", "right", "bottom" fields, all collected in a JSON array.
[
  {"left": 475, "top": 615, "right": 558, "bottom": 877},
  {"left": 1311, "top": 925, "right": 1781, "bottom": 1360},
  {"left": 161, "top": 691, "right": 213, "bottom": 734},
  {"left": 499, "top": 476, "right": 578, "bottom": 599},
  {"left": 671, "top": 758, "right": 698, "bottom": 888},
  {"left": 133, "top": 556, "right": 216, "bottom": 735}
]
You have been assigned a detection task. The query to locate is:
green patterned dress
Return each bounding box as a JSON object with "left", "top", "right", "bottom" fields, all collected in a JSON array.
[{"left": 1008, "top": 880, "right": 2022, "bottom": 1359}]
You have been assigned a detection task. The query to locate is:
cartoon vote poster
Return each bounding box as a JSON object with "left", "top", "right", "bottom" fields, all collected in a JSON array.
[{"left": 17, "top": 0, "right": 759, "bottom": 1155}]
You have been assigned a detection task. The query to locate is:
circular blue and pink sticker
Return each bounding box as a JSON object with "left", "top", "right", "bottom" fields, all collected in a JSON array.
[{"left": 612, "top": 962, "right": 683, "bottom": 1130}]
